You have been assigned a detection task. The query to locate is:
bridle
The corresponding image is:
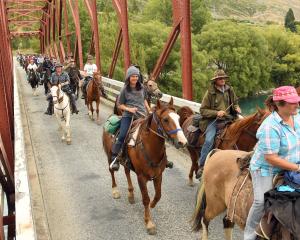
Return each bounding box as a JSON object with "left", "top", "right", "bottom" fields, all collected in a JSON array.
[{"left": 52, "top": 87, "right": 69, "bottom": 117}]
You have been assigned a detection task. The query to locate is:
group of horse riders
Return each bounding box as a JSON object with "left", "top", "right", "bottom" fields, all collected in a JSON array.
[{"left": 18, "top": 52, "right": 108, "bottom": 116}]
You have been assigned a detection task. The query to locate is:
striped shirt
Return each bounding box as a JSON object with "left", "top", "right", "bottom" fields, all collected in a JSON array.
[{"left": 250, "top": 111, "right": 300, "bottom": 176}]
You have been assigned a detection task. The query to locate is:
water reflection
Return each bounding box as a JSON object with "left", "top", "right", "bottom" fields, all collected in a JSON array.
[{"left": 239, "top": 94, "right": 268, "bottom": 115}]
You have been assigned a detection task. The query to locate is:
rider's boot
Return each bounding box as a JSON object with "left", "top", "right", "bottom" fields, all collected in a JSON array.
[
  {"left": 196, "top": 165, "right": 204, "bottom": 179},
  {"left": 166, "top": 160, "right": 174, "bottom": 169},
  {"left": 100, "top": 85, "right": 108, "bottom": 98},
  {"left": 70, "top": 94, "right": 79, "bottom": 114},
  {"left": 44, "top": 101, "right": 53, "bottom": 115},
  {"left": 110, "top": 142, "right": 122, "bottom": 171}
]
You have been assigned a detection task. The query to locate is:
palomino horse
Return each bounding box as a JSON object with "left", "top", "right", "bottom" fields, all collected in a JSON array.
[
  {"left": 113, "top": 79, "right": 163, "bottom": 115},
  {"left": 102, "top": 98, "right": 187, "bottom": 235},
  {"left": 192, "top": 149, "right": 293, "bottom": 240},
  {"left": 86, "top": 72, "right": 101, "bottom": 123},
  {"left": 27, "top": 69, "right": 39, "bottom": 96},
  {"left": 177, "top": 106, "right": 270, "bottom": 185},
  {"left": 50, "top": 85, "right": 71, "bottom": 145}
]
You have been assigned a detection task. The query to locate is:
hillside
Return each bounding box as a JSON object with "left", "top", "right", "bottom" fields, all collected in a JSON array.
[{"left": 210, "top": 0, "right": 300, "bottom": 24}]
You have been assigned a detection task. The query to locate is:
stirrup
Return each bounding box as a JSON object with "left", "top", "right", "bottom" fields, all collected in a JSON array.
[{"left": 110, "top": 157, "right": 120, "bottom": 171}]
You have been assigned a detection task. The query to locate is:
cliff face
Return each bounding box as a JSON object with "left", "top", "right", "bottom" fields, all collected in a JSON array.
[{"left": 210, "top": 0, "right": 300, "bottom": 24}]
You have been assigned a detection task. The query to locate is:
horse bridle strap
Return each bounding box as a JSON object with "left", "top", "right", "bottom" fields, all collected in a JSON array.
[
  {"left": 138, "top": 140, "right": 166, "bottom": 170},
  {"left": 152, "top": 112, "right": 182, "bottom": 138}
]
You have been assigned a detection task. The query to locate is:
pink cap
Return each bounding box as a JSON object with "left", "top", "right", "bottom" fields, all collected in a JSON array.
[{"left": 273, "top": 86, "right": 300, "bottom": 103}]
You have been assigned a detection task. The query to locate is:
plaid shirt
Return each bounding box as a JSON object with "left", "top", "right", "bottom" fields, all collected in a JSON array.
[{"left": 250, "top": 111, "right": 300, "bottom": 176}]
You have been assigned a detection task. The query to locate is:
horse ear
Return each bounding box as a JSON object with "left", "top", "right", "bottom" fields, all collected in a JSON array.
[
  {"left": 156, "top": 99, "right": 161, "bottom": 109},
  {"left": 169, "top": 97, "right": 174, "bottom": 106}
]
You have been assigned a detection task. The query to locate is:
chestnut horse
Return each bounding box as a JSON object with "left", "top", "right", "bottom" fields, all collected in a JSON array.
[
  {"left": 113, "top": 79, "right": 163, "bottom": 115},
  {"left": 86, "top": 72, "right": 101, "bottom": 123},
  {"left": 192, "top": 149, "right": 293, "bottom": 240},
  {"left": 177, "top": 106, "right": 270, "bottom": 185},
  {"left": 102, "top": 98, "right": 187, "bottom": 235}
]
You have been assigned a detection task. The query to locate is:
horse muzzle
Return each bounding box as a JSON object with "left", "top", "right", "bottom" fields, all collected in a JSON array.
[{"left": 173, "top": 139, "right": 187, "bottom": 149}]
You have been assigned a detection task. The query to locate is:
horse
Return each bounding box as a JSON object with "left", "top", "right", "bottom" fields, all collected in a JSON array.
[
  {"left": 113, "top": 79, "right": 163, "bottom": 115},
  {"left": 102, "top": 98, "right": 187, "bottom": 235},
  {"left": 86, "top": 72, "right": 101, "bottom": 123},
  {"left": 177, "top": 106, "right": 270, "bottom": 186},
  {"left": 27, "top": 69, "right": 39, "bottom": 96},
  {"left": 191, "top": 149, "right": 294, "bottom": 240},
  {"left": 50, "top": 85, "right": 72, "bottom": 145},
  {"left": 43, "top": 68, "right": 52, "bottom": 95},
  {"left": 68, "top": 68, "right": 80, "bottom": 100}
]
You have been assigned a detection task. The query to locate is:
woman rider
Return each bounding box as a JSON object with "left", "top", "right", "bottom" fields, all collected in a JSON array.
[
  {"left": 110, "top": 66, "right": 151, "bottom": 171},
  {"left": 244, "top": 86, "right": 300, "bottom": 240}
]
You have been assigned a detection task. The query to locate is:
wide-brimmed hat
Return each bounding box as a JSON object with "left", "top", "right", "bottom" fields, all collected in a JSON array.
[
  {"left": 55, "top": 63, "right": 63, "bottom": 68},
  {"left": 273, "top": 86, "right": 300, "bottom": 103},
  {"left": 211, "top": 69, "right": 229, "bottom": 81}
]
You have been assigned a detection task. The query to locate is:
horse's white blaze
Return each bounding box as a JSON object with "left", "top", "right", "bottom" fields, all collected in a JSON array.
[{"left": 169, "top": 112, "right": 187, "bottom": 145}]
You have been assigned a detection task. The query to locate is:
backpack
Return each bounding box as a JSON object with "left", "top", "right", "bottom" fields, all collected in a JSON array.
[{"left": 104, "top": 115, "right": 121, "bottom": 134}]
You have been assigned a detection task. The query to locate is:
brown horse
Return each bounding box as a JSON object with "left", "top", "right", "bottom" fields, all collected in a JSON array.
[
  {"left": 177, "top": 106, "right": 270, "bottom": 185},
  {"left": 191, "top": 149, "right": 293, "bottom": 240},
  {"left": 113, "top": 79, "right": 163, "bottom": 115},
  {"left": 86, "top": 72, "right": 101, "bottom": 123},
  {"left": 102, "top": 98, "right": 187, "bottom": 235}
]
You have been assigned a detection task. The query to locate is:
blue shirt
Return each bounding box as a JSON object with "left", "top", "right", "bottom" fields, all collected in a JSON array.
[{"left": 250, "top": 111, "right": 300, "bottom": 176}]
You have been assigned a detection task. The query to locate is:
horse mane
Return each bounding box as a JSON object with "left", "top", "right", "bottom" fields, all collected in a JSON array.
[
  {"left": 177, "top": 106, "right": 194, "bottom": 127},
  {"left": 225, "top": 112, "right": 260, "bottom": 141}
]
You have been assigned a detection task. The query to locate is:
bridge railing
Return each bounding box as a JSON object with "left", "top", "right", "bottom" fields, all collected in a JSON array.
[{"left": 102, "top": 77, "right": 201, "bottom": 113}]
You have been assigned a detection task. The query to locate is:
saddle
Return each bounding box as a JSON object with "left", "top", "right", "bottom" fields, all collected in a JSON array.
[
  {"left": 112, "top": 118, "right": 145, "bottom": 172},
  {"left": 186, "top": 116, "right": 232, "bottom": 148}
]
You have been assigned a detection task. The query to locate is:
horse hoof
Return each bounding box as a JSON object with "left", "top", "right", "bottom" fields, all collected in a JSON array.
[
  {"left": 146, "top": 223, "right": 156, "bottom": 235},
  {"left": 66, "top": 140, "right": 71, "bottom": 145},
  {"left": 188, "top": 179, "right": 195, "bottom": 187},
  {"left": 112, "top": 188, "right": 121, "bottom": 199},
  {"left": 128, "top": 195, "right": 135, "bottom": 204}
]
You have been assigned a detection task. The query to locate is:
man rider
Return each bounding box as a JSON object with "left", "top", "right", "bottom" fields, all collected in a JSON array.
[
  {"left": 196, "top": 69, "right": 241, "bottom": 178},
  {"left": 64, "top": 58, "right": 83, "bottom": 94},
  {"left": 45, "top": 63, "right": 79, "bottom": 115},
  {"left": 82, "top": 55, "right": 107, "bottom": 99}
]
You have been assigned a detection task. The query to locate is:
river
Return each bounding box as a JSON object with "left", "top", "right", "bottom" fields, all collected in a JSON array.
[{"left": 239, "top": 94, "right": 269, "bottom": 115}]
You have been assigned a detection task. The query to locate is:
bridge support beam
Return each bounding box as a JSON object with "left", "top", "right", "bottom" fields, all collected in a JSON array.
[
  {"left": 150, "top": 0, "right": 193, "bottom": 100},
  {"left": 109, "top": 0, "right": 131, "bottom": 78}
]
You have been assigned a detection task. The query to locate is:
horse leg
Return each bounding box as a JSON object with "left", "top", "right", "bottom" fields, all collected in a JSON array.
[
  {"left": 55, "top": 114, "right": 65, "bottom": 141},
  {"left": 188, "top": 148, "right": 198, "bottom": 186},
  {"left": 223, "top": 217, "right": 234, "bottom": 240},
  {"left": 91, "top": 102, "right": 94, "bottom": 121},
  {"left": 96, "top": 100, "right": 100, "bottom": 124},
  {"left": 65, "top": 112, "right": 71, "bottom": 145},
  {"left": 110, "top": 168, "right": 120, "bottom": 199},
  {"left": 137, "top": 175, "right": 156, "bottom": 235},
  {"left": 150, "top": 174, "right": 162, "bottom": 208},
  {"left": 124, "top": 167, "right": 134, "bottom": 204}
]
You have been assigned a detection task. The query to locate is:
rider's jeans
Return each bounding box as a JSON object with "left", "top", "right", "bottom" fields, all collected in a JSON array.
[
  {"left": 117, "top": 116, "right": 132, "bottom": 145},
  {"left": 244, "top": 170, "right": 273, "bottom": 240},
  {"left": 198, "top": 120, "right": 217, "bottom": 167}
]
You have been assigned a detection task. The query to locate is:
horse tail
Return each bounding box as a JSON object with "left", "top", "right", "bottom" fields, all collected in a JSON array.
[
  {"left": 113, "top": 95, "right": 119, "bottom": 115},
  {"left": 191, "top": 149, "right": 220, "bottom": 231},
  {"left": 191, "top": 178, "right": 206, "bottom": 232},
  {"left": 177, "top": 106, "right": 194, "bottom": 127}
]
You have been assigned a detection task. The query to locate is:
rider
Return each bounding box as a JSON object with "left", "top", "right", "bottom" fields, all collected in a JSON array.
[
  {"left": 27, "top": 58, "right": 38, "bottom": 82},
  {"left": 110, "top": 66, "right": 151, "bottom": 171},
  {"left": 244, "top": 86, "right": 300, "bottom": 240},
  {"left": 196, "top": 69, "right": 241, "bottom": 178},
  {"left": 45, "top": 63, "right": 79, "bottom": 115},
  {"left": 64, "top": 58, "right": 82, "bottom": 94},
  {"left": 82, "top": 55, "right": 107, "bottom": 99}
]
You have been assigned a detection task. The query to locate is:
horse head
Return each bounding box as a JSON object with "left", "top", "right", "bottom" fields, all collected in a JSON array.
[
  {"left": 93, "top": 72, "right": 102, "bottom": 85},
  {"left": 50, "top": 85, "right": 63, "bottom": 104},
  {"left": 152, "top": 98, "right": 187, "bottom": 149},
  {"left": 144, "top": 79, "right": 163, "bottom": 99},
  {"left": 177, "top": 106, "right": 194, "bottom": 127}
]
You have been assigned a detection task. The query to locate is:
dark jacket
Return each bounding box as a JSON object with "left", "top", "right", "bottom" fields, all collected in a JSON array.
[
  {"left": 199, "top": 83, "right": 239, "bottom": 132},
  {"left": 50, "top": 72, "right": 70, "bottom": 86}
]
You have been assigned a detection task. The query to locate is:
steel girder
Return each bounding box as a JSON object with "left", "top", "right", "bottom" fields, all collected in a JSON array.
[
  {"left": 108, "top": 0, "right": 130, "bottom": 78},
  {"left": 0, "top": 1, "right": 15, "bottom": 239},
  {"left": 150, "top": 0, "right": 193, "bottom": 100}
]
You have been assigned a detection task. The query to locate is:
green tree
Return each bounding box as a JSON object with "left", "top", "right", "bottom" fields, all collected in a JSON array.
[
  {"left": 285, "top": 8, "right": 297, "bottom": 32},
  {"left": 195, "top": 21, "right": 272, "bottom": 97}
]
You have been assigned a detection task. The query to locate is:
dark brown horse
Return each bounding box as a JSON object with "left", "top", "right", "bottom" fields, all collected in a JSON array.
[
  {"left": 86, "top": 72, "right": 101, "bottom": 123},
  {"left": 177, "top": 106, "right": 270, "bottom": 185},
  {"left": 102, "top": 98, "right": 187, "bottom": 235},
  {"left": 192, "top": 149, "right": 294, "bottom": 240},
  {"left": 113, "top": 79, "right": 163, "bottom": 115}
]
